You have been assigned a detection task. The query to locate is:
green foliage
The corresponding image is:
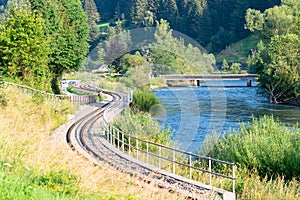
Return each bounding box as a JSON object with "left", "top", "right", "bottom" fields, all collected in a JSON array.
[
  {"left": 130, "top": 0, "right": 148, "bottom": 27},
  {"left": 118, "top": 53, "right": 147, "bottom": 74},
  {"left": 246, "top": 1, "right": 300, "bottom": 104},
  {"left": 32, "top": 170, "right": 78, "bottom": 195},
  {"left": 249, "top": 34, "right": 300, "bottom": 104},
  {"left": 113, "top": 109, "right": 172, "bottom": 145},
  {"left": 229, "top": 62, "right": 241, "bottom": 74},
  {"left": 150, "top": 19, "right": 215, "bottom": 75},
  {"left": 207, "top": 116, "right": 300, "bottom": 180},
  {"left": 98, "top": 25, "right": 131, "bottom": 68},
  {"left": 132, "top": 88, "right": 161, "bottom": 113},
  {"left": 0, "top": 1, "right": 51, "bottom": 91},
  {"left": 121, "top": 65, "right": 151, "bottom": 89},
  {"left": 0, "top": 163, "right": 80, "bottom": 199},
  {"left": 94, "top": 0, "right": 281, "bottom": 54},
  {"left": 245, "top": 0, "right": 299, "bottom": 39},
  {"left": 216, "top": 33, "right": 260, "bottom": 63},
  {"left": 66, "top": 86, "right": 91, "bottom": 95},
  {"left": 30, "top": 0, "right": 90, "bottom": 93},
  {"left": 81, "top": 0, "right": 101, "bottom": 43},
  {"left": 221, "top": 59, "right": 229, "bottom": 71}
]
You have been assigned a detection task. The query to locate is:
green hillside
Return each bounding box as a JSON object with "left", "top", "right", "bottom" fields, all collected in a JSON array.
[{"left": 216, "top": 34, "right": 260, "bottom": 63}]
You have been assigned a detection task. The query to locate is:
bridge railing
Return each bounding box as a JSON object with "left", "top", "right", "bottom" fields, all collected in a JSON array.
[
  {"left": 103, "top": 103, "right": 235, "bottom": 194},
  {"left": 4, "top": 82, "right": 98, "bottom": 104}
]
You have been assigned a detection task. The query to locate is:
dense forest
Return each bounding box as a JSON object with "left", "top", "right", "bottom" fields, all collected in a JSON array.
[
  {"left": 94, "top": 0, "right": 281, "bottom": 53},
  {"left": 1, "top": 0, "right": 281, "bottom": 54}
]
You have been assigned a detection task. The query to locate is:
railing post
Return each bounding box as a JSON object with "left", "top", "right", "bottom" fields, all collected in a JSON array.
[
  {"left": 117, "top": 130, "right": 120, "bottom": 149},
  {"left": 158, "top": 146, "right": 161, "bottom": 169},
  {"left": 136, "top": 138, "right": 139, "bottom": 159},
  {"left": 172, "top": 150, "right": 176, "bottom": 174},
  {"left": 209, "top": 158, "right": 212, "bottom": 186},
  {"left": 232, "top": 164, "right": 235, "bottom": 194},
  {"left": 109, "top": 127, "right": 114, "bottom": 144},
  {"left": 122, "top": 132, "right": 124, "bottom": 152},
  {"left": 128, "top": 134, "right": 131, "bottom": 156},
  {"left": 106, "top": 124, "right": 109, "bottom": 140},
  {"left": 189, "top": 154, "right": 192, "bottom": 180},
  {"left": 146, "top": 141, "right": 149, "bottom": 164}
]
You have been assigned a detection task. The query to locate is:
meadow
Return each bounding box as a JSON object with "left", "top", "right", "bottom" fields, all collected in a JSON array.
[{"left": 0, "top": 87, "right": 184, "bottom": 199}]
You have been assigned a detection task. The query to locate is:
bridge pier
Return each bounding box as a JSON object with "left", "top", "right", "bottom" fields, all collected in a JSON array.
[
  {"left": 194, "top": 80, "right": 201, "bottom": 87},
  {"left": 247, "top": 80, "right": 252, "bottom": 87}
]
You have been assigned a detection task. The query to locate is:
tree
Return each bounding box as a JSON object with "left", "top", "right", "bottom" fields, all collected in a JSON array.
[
  {"left": 249, "top": 35, "right": 300, "bottom": 104},
  {"left": 118, "top": 52, "right": 148, "bottom": 74},
  {"left": 98, "top": 25, "right": 131, "bottom": 71},
  {"left": 245, "top": 0, "right": 299, "bottom": 39},
  {"left": 81, "top": 0, "right": 101, "bottom": 43},
  {"left": 246, "top": 0, "right": 300, "bottom": 104},
  {"left": 222, "top": 59, "right": 229, "bottom": 71},
  {"left": 157, "top": 0, "right": 179, "bottom": 27},
  {"left": 150, "top": 19, "right": 215, "bottom": 74},
  {"left": 130, "top": 0, "right": 147, "bottom": 27},
  {"left": 0, "top": 0, "right": 51, "bottom": 91},
  {"left": 230, "top": 62, "right": 241, "bottom": 74},
  {"left": 143, "top": 10, "right": 154, "bottom": 27},
  {"left": 30, "top": 0, "right": 90, "bottom": 93},
  {"left": 122, "top": 65, "right": 151, "bottom": 88}
]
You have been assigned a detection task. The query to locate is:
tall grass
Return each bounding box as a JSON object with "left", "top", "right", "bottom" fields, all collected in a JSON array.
[
  {"left": 202, "top": 116, "right": 300, "bottom": 199},
  {"left": 208, "top": 116, "right": 300, "bottom": 180},
  {"left": 113, "top": 109, "right": 173, "bottom": 146},
  {"left": 0, "top": 87, "right": 184, "bottom": 199}
]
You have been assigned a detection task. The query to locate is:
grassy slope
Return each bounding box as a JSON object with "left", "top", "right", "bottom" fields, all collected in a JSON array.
[
  {"left": 216, "top": 34, "right": 260, "bottom": 63},
  {"left": 0, "top": 87, "right": 183, "bottom": 199}
]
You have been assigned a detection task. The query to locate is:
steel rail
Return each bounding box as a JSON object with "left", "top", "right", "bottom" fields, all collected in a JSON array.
[{"left": 66, "top": 85, "right": 235, "bottom": 200}]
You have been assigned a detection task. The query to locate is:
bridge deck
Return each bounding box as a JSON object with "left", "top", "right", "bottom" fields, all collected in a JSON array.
[{"left": 159, "top": 74, "right": 257, "bottom": 80}]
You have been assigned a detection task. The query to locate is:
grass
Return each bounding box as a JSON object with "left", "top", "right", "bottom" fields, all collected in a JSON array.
[
  {"left": 67, "top": 86, "right": 91, "bottom": 95},
  {"left": 0, "top": 87, "right": 185, "bottom": 199},
  {"left": 202, "top": 116, "right": 300, "bottom": 199},
  {"left": 216, "top": 34, "right": 260, "bottom": 63},
  {"left": 97, "top": 20, "right": 127, "bottom": 35}
]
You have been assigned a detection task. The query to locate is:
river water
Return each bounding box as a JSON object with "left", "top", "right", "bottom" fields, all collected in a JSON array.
[{"left": 153, "top": 80, "right": 300, "bottom": 153}]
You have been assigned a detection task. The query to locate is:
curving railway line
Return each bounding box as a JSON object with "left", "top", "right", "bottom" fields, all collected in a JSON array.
[{"left": 65, "top": 85, "right": 234, "bottom": 200}]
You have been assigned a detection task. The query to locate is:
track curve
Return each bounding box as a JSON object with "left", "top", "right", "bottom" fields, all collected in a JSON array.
[{"left": 65, "top": 85, "right": 229, "bottom": 200}]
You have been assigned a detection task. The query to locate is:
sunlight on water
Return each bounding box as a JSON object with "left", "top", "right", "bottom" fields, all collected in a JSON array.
[{"left": 153, "top": 80, "right": 300, "bottom": 153}]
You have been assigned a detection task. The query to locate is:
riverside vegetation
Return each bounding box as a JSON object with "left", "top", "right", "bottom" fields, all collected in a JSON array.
[
  {"left": 202, "top": 116, "right": 300, "bottom": 199},
  {"left": 0, "top": 86, "right": 186, "bottom": 199},
  {"left": 111, "top": 85, "right": 300, "bottom": 199},
  {"left": 1, "top": 77, "right": 299, "bottom": 199}
]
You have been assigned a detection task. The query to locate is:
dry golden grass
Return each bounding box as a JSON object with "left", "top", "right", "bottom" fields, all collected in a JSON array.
[{"left": 0, "top": 88, "right": 186, "bottom": 199}]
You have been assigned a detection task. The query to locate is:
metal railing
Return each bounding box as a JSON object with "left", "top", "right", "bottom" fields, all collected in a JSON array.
[
  {"left": 103, "top": 100, "right": 235, "bottom": 194},
  {"left": 4, "top": 82, "right": 97, "bottom": 104}
]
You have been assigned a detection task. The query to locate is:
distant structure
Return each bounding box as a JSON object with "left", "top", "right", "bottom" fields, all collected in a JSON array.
[{"left": 249, "top": 48, "right": 256, "bottom": 56}]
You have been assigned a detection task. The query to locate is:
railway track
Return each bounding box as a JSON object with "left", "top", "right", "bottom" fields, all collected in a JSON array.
[{"left": 65, "top": 85, "right": 229, "bottom": 200}]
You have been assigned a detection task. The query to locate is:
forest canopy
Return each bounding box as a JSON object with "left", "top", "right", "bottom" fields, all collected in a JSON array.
[{"left": 94, "top": 0, "right": 281, "bottom": 53}]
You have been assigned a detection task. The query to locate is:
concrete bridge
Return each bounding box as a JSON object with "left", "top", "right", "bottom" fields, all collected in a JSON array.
[{"left": 158, "top": 74, "right": 258, "bottom": 87}]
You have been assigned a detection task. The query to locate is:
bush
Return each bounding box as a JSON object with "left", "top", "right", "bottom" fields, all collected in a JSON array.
[
  {"left": 206, "top": 116, "right": 300, "bottom": 180},
  {"left": 132, "top": 89, "right": 161, "bottom": 113},
  {"left": 113, "top": 109, "right": 172, "bottom": 145}
]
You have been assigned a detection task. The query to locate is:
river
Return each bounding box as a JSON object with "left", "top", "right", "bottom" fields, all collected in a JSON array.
[{"left": 153, "top": 80, "right": 300, "bottom": 153}]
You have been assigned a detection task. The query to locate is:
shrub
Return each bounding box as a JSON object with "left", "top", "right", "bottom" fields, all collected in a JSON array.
[
  {"left": 113, "top": 109, "right": 172, "bottom": 145},
  {"left": 206, "top": 115, "right": 300, "bottom": 180},
  {"left": 132, "top": 89, "right": 161, "bottom": 113}
]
